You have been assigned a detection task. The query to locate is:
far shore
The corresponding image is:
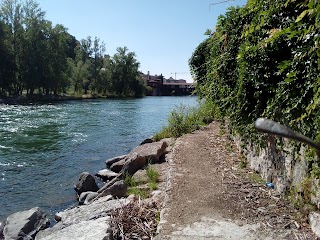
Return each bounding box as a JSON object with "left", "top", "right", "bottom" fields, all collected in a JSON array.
[
  {"left": 0, "top": 93, "right": 141, "bottom": 105},
  {"left": 0, "top": 93, "right": 196, "bottom": 105}
]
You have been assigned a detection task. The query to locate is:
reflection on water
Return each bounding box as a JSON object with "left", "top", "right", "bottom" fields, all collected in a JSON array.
[{"left": 0, "top": 96, "right": 197, "bottom": 221}]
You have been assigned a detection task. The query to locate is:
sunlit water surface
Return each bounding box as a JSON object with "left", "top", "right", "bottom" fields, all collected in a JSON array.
[{"left": 0, "top": 96, "right": 197, "bottom": 221}]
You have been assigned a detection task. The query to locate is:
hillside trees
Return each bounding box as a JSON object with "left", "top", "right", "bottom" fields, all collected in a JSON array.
[{"left": 189, "top": 0, "right": 320, "bottom": 140}]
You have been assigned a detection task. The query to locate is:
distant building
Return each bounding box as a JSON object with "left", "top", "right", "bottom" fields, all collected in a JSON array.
[{"left": 141, "top": 72, "right": 195, "bottom": 96}]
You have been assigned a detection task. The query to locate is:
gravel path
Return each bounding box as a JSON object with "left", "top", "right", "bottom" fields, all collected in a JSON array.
[{"left": 156, "top": 122, "right": 316, "bottom": 240}]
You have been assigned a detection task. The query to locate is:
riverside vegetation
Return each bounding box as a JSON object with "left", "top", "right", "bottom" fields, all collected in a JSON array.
[{"left": 0, "top": 0, "right": 145, "bottom": 98}]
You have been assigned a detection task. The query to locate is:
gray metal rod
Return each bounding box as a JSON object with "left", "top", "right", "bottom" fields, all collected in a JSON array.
[{"left": 255, "top": 118, "right": 320, "bottom": 151}]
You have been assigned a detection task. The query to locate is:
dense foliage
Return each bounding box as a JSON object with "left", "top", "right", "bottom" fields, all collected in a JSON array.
[
  {"left": 0, "top": 0, "right": 145, "bottom": 98},
  {"left": 190, "top": 0, "right": 320, "bottom": 142}
]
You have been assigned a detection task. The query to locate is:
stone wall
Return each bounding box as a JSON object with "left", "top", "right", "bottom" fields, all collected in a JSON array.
[{"left": 234, "top": 135, "right": 320, "bottom": 209}]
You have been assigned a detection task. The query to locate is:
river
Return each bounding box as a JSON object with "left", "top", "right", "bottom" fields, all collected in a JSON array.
[{"left": 0, "top": 96, "right": 197, "bottom": 221}]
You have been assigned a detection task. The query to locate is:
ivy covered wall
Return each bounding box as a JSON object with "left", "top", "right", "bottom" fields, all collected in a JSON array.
[
  {"left": 190, "top": 0, "right": 320, "bottom": 207},
  {"left": 190, "top": 0, "right": 319, "bottom": 140}
]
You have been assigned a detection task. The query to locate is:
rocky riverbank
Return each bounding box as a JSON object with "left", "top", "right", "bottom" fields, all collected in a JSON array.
[
  {"left": 0, "top": 137, "right": 174, "bottom": 239},
  {"left": 2, "top": 121, "right": 320, "bottom": 239}
]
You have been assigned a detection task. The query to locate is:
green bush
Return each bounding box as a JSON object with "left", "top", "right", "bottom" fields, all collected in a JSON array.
[{"left": 153, "top": 99, "right": 219, "bottom": 140}]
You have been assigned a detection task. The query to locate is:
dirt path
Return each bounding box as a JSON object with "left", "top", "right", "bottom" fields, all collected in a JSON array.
[{"left": 156, "top": 122, "right": 316, "bottom": 240}]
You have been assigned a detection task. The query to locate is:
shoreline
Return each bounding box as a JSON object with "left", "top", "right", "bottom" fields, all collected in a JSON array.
[
  {"left": 0, "top": 135, "right": 174, "bottom": 239},
  {"left": 0, "top": 93, "right": 196, "bottom": 105},
  {"left": 1, "top": 122, "right": 319, "bottom": 239},
  {"left": 0, "top": 94, "right": 95, "bottom": 105}
]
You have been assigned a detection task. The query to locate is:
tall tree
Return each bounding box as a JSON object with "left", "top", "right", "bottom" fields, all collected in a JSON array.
[
  {"left": 0, "top": 0, "right": 24, "bottom": 94},
  {"left": 111, "top": 46, "right": 145, "bottom": 97},
  {"left": 68, "top": 42, "right": 90, "bottom": 93},
  {"left": 43, "top": 22, "right": 69, "bottom": 94},
  {"left": 0, "top": 19, "right": 15, "bottom": 95},
  {"left": 21, "top": 0, "right": 46, "bottom": 95},
  {"left": 89, "top": 37, "right": 106, "bottom": 93}
]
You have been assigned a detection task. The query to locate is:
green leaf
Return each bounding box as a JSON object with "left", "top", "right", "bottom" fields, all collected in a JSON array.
[{"left": 296, "top": 10, "right": 309, "bottom": 22}]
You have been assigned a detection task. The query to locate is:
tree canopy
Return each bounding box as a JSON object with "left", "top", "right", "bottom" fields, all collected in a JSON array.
[{"left": 0, "top": 0, "right": 146, "bottom": 98}]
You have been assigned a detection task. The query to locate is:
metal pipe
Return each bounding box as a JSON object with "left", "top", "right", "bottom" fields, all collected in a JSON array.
[{"left": 254, "top": 118, "right": 320, "bottom": 151}]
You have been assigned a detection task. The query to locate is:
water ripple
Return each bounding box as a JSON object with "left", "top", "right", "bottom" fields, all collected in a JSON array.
[{"left": 0, "top": 97, "right": 198, "bottom": 221}]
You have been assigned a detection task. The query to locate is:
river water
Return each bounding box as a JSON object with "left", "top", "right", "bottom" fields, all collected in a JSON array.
[{"left": 0, "top": 96, "right": 198, "bottom": 221}]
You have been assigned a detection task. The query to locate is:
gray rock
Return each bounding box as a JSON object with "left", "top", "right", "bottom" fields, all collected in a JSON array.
[
  {"left": 110, "top": 159, "right": 126, "bottom": 173},
  {"left": 309, "top": 211, "right": 320, "bottom": 237},
  {"left": 36, "top": 217, "right": 111, "bottom": 240},
  {"left": 3, "top": 207, "right": 49, "bottom": 240},
  {"left": 105, "top": 154, "right": 126, "bottom": 168},
  {"left": 78, "top": 191, "right": 99, "bottom": 205},
  {"left": 97, "top": 140, "right": 169, "bottom": 198},
  {"left": 96, "top": 180, "right": 127, "bottom": 198},
  {"left": 74, "top": 172, "right": 98, "bottom": 195},
  {"left": 132, "top": 169, "right": 147, "bottom": 183},
  {"left": 111, "top": 141, "right": 168, "bottom": 175},
  {"left": 121, "top": 153, "right": 147, "bottom": 176},
  {"left": 95, "top": 169, "right": 119, "bottom": 181},
  {"left": 54, "top": 197, "right": 128, "bottom": 226},
  {"left": 126, "top": 140, "right": 168, "bottom": 164}
]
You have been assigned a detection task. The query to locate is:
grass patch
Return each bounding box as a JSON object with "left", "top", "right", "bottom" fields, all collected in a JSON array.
[
  {"left": 124, "top": 166, "right": 160, "bottom": 197},
  {"left": 153, "top": 99, "right": 219, "bottom": 141},
  {"left": 146, "top": 166, "right": 160, "bottom": 183},
  {"left": 146, "top": 165, "right": 160, "bottom": 190},
  {"left": 124, "top": 175, "right": 137, "bottom": 187},
  {"left": 148, "top": 181, "right": 158, "bottom": 191},
  {"left": 127, "top": 187, "right": 149, "bottom": 199}
]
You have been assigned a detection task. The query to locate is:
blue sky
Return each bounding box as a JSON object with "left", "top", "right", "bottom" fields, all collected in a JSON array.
[{"left": 40, "top": 0, "right": 247, "bottom": 82}]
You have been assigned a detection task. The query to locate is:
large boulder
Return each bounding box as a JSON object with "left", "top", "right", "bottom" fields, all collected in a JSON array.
[
  {"left": 120, "top": 141, "right": 169, "bottom": 176},
  {"left": 36, "top": 197, "right": 129, "bottom": 239},
  {"left": 121, "top": 153, "right": 147, "bottom": 176},
  {"left": 95, "top": 169, "right": 119, "bottom": 181},
  {"left": 3, "top": 207, "right": 49, "bottom": 240},
  {"left": 105, "top": 154, "right": 126, "bottom": 168},
  {"left": 96, "top": 180, "right": 127, "bottom": 198},
  {"left": 74, "top": 172, "right": 98, "bottom": 196},
  {"left": 127, "top": 140, "right": 168, "bottom": 164},
  {"left": 110, "top": 159, "right": 126, "bottom": 173},
  {"left": 36, "top": 217, "right": 112, "bottom": 240},
  {"left": 54, "top": 197, "right": 128, "bottom": 226},
  {"left": 96, "top": 140, "right": 170, "bottom": 200}
]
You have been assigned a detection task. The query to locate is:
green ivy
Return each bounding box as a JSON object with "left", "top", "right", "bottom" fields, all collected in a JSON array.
[{"left": 189, "top": 0, "right": 320, "bottom": 147}]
